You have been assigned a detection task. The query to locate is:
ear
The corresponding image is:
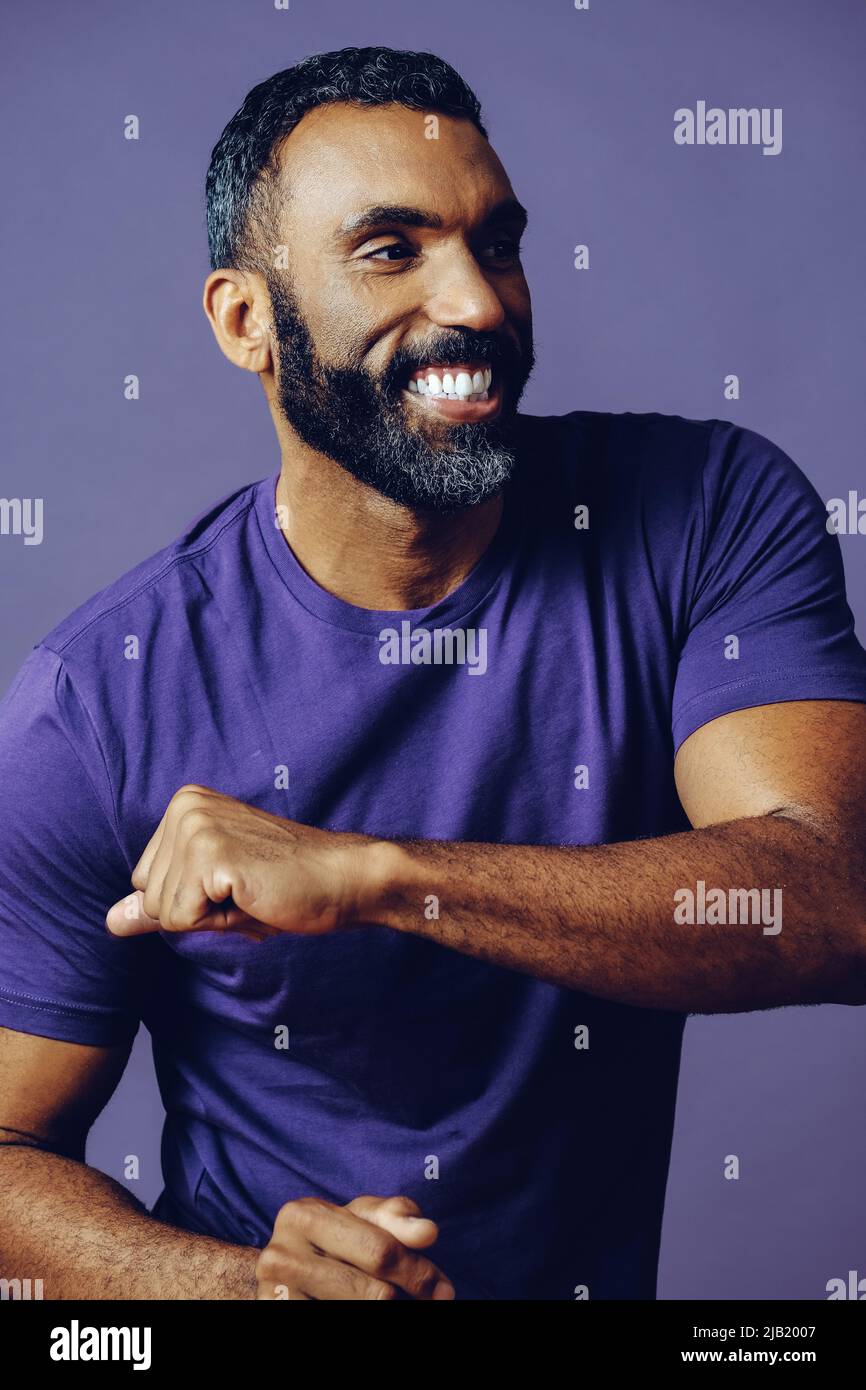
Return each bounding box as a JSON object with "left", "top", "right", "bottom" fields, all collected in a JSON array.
[{"left": 202, "top": 269, "right": 273, "bottom": 373}]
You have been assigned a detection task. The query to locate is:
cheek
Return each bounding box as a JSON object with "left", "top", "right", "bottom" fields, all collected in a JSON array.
[
  {"left": 317, "top": 286, "right": 394, "bottom": 364},
  {"left": 508, "top": 280, "right": 532, "bottom": 330}
]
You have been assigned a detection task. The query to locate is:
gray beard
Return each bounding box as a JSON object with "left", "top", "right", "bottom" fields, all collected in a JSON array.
[
  {"left": 347, "top": 406, "right": 520, "bottom": 512},
  {"left": 268, "top": 274, "right": 531, "bottom": 513}
]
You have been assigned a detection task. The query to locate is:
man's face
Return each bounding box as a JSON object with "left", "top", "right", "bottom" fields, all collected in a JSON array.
[{"left": 265, "top": 102, "right": 535, "bottom": 512}]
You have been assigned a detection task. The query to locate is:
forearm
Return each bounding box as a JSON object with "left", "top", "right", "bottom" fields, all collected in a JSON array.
[
  {"left": 366, "top": 811, "right": 866, "bottom": 1012},
  {"left": 0, "top": 1146, "right": 258, "bottom": 1299}
]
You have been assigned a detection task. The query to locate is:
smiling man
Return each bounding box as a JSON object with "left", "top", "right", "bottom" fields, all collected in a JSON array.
[{"left": 1, "top": 46, "right": 866, "bottom": 1303}]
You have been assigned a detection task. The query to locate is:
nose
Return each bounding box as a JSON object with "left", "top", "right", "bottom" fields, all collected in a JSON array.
[{"left": 422, "top": 246, "right": 508, "bottom": 336}]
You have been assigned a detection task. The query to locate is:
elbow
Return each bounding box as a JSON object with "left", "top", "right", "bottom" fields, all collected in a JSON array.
[
  {"left": 817, "top": 872, "right": 866, "bottom": 1007},
  {"left": 774, "top": 810, "right": 866, "bottom": 1005}
]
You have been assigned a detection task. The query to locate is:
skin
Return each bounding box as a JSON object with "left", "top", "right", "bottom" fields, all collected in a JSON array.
[
  {"left": 103, "top": 699, "right": 866, "bottom": 1013},
  {"left": 3, "top": 102, "right": 865, "bottom": 1301},
  {"left": 202, "top": 101, "right": 532, "bottom": 609}
]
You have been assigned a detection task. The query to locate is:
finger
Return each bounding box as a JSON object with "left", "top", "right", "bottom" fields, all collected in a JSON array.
[
  {"left": 130, "top": 826, "right": 164, "bottom": 893},
  {"left": 108, "top": 886, "right": 265, "bottom": 938},
  {"left": 163, "top": 841, "right": 272, "bottom": 936},
  {"left": 256, "top": 1284, "right": 312, "bottom": 1300},
  {"left": 166, "top": 898, "right": 260, "bottom": 935},
  {"left": 140, "top": 811, "right": 188, "bottom": 920},
  {"left": 131, "top": 808, "right": 172, "bottom": 892},
  {"left": 294, "top": 1253, "right": 401, "bottom": 1301},
  {"left": 195, "top": 849, "right": 281, "bottom": 938},
  {"left": 160, "top": 830, "right": 224, "bottom": 931},
  {"left": 132, "top": 785, "right": 214, "bottom": 893},
  {"left": 143, "top": 797, "right": 222, "bottom": 922},
  {"left": 106, "top": 890, "right": 162, "bottom": 936},
  {"left": 284, "top": 1199, "right": 453, "bottom": 1300},
  {"left": 347, "top": 1194, "right": 439, "bottom": 1248}
]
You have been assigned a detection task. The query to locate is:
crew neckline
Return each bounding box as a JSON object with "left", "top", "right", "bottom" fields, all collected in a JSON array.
[{"left": 255, "top": 463, "right": 526, "bottom": 634}]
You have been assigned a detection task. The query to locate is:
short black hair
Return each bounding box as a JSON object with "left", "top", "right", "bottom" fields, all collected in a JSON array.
[{"left": 205, "top": 46, "right": 488, "bottom": 273}]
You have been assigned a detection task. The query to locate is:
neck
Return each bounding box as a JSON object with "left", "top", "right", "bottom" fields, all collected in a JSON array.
[{"left": 274, "top": 440, "right": 506, "bottom": 611}]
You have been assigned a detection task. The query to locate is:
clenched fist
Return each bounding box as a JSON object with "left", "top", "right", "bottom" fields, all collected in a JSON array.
[
  {"left": 255, "top": 1195, "right": 455, "bottom": 1300},
  {"left": 105, "top": 784, "right": 386, "bottom": 940}
]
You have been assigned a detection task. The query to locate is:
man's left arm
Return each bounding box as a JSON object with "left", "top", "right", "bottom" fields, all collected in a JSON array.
[
  {"left": 109, "top": 699, "right": 866, "bottom": 1015},
  {"left": 367, "top": 698, "right": 866, "bottom": 1012}
]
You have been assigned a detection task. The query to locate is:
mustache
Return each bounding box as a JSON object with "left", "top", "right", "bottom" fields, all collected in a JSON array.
[{"left": 384, "top": 334, "right": 525, "bottom": 391}]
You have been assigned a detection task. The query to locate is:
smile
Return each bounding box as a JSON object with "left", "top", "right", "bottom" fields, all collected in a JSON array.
[{"left": 401, "top": 361, "right": 503, "bottom": 421}]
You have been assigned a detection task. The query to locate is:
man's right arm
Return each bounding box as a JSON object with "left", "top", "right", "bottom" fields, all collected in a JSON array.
[
  {"left": 0, "top": 1026, "right": 260, "bottom": 1299},
  {"left": 0, "top": 1026, "right": 455, "bottom": 1300}
]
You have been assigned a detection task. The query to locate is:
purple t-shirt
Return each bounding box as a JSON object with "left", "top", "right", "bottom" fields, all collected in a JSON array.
[{"left": 2, "top": 410, "right": 865, "bottom": 1300}]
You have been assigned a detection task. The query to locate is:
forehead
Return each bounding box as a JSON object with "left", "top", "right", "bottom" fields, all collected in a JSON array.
[{"left": 273, "top": 101, "right": 514, "bottom": 231}]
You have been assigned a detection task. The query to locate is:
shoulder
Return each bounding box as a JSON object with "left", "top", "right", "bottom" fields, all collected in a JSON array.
[
  {"left": 0, "top": 477, "right": 272, "bottom": 835},
  {"left": 36, "top": 476, "right": 267, "bottom": 663},
  {"left": 514, "top": 408, "right": 816, "bottom": 525},
  {"left": 517, "top": 407, "right": 798, "bottom": 479},
  {"left": 516, "top": 406, "right": 717, "bottom": 463}
]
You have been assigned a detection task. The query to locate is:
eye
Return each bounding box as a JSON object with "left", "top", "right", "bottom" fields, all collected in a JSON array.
[
  {"left": 481, "top": 237, "right": 523, "bottom": 263},
  {"left": 365, "top": 242, "right": 415, "bottom": 262}
]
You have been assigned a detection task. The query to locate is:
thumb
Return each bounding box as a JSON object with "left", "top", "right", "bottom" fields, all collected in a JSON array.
[
  {"left": 106, "top": 890, "right": 162, "bottom": 937},
  {"left": 345, "top": 1195, "right": 439, "bottom": 1248}
]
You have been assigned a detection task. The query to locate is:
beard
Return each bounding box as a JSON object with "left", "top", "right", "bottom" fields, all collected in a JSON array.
[{"left": 266, "top": 272, "right": 535, "bottom": 513}]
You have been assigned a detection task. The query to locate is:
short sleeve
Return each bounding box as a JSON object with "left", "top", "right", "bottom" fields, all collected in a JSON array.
[
  {"left": 672, "top": 421, "right": 866, "bottom": 752},
  {"left": 0, "top": 645, "right": 155, "bottom": 1046}
]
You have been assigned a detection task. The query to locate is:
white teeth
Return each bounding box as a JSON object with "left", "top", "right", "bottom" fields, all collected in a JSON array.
[
  {"left": 455, "top": 371, "right": 473, "bottom": 398},
  {"left": 404, "top": 365, "right": 495, "bottom": 403},
  {"left": 410, "top": 389, "right": 489, "bottom": 404}
]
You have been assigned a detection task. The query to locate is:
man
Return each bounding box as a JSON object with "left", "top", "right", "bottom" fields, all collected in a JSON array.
[{"left": 1, "top": 45, "right": 865, "bottom": 1302}]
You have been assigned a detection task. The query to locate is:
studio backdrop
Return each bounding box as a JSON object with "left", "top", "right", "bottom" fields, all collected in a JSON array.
[{"left": 2, "top": 0, "right": 864, "bottom": 1299}]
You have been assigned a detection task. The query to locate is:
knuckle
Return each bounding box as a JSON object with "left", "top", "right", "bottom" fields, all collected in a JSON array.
[
  {"left": 179, "top": 806, "right": 212, "bottom": 835},
  {"left": 365, "top": 1232, "right": 400, "bottom": 1276},
  {"left": 166, "top": 901, "right": 190, "bottom": 932},
  {"left": 345, "top": 1194, "right": 379, "bottom": 1215},
  {"left": 255, "top": 1248, "right": 280, "bottom": 1282},
  {"left": 256, "top": 1251, "right": 298, "bottom": 1291},
  {"left": 142, "top": 890, "right": 160, "bottom": 922},
  {"left": 410, "top": 1264, "right": 440, "bottom": 1299},
  {"left": 171, "top": 787, "right": 202, "bottom": 813},
  {"left": 383, "top": 1194, "right": 419, "bottom": 1217},
  {"left": 367, "top": 1279, "right": 399, "bottom": 1301},
  {"left": 277, "top": 1196, "right": 318, "bottom": 1231},
  {"left": 187, "top": 824, "right": 222, "bottom": 857}
]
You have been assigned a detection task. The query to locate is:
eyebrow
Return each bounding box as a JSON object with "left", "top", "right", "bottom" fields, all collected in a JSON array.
[{"left": 334, "top": 196, "right": 529, "bottom": 243}]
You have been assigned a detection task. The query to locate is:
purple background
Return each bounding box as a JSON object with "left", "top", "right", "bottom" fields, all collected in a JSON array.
[{"left": 2, "top": 0, "right": 865, "bottom": 1299}]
